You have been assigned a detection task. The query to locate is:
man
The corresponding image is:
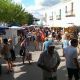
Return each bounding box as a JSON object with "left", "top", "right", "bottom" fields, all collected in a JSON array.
[
  {"left": 43, "top": 35, "right": 53, "bottom": 51},
  {"left": 37, "top": 46, "right": 60, "bottom": 80},
  {"left": 64, "top": 39, "right": 80, "bottom": 80}
]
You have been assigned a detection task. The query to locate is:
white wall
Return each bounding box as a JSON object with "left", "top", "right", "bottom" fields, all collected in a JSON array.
[
  {"left": 43, "top": 0, "right": 80, "bottom": 27},
  {"left": 2, "top": 29, "right": 18, "bottom": 45}
]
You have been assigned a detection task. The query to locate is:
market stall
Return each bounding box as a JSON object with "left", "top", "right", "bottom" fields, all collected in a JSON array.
[
  {"left": 51, "top": 27, "right": 63, "bottom": 32},
  {"left": 63, "top": 25, "right": 78, "bottom": 38}
]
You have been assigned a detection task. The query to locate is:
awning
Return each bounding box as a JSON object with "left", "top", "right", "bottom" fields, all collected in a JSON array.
[
  {"left": 0, "top": 27, "right": 9, "bottom": 35},
  {"left": 9, "top": 26, "right": 25, "bottom": 30}
]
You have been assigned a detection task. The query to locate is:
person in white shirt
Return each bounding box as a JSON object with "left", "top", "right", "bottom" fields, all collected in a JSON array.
[
  {"left": 37, "top": 46, "right": 60, "bottom": 80},
  {"left": 64, "top": 39, "right": 80, "bottom": 80}
]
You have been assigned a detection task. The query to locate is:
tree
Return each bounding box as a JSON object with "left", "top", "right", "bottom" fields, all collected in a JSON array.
[
  {"left": 0, "top": 0, "right": 34, "bottom": 26},
  {"left": 26, "top": 13, "right": 34, "bottom": 25}
]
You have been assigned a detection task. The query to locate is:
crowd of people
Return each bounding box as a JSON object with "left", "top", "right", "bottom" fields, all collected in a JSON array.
[{"left": 0, "top": 27, "right": 80, "bottom": 80}]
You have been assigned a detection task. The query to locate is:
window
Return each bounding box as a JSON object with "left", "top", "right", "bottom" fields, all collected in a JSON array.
[
  {"left": 65, "top": 2, "right": 75, "bottom": 17},
  {"left": 56, "top": 9, "right": 61, "bottom": 20},
  {"left": 71, "top": 2, "right": 73, "bottom": 13},
  {"left": 44, "top": 13, "right": 47, "bottom": 22},
  {"left": 65, "top": 6, "right": 67, "bottom": 13},
  {"left": 49, "top": 12, "right": 53, "bottom": 20}
]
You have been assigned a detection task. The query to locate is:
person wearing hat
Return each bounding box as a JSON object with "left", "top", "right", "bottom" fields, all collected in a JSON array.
[
  {"left": 43, "top": 35, "right": 54, "bottom": 51},
  {"left": 37, "top": 45, "right": 60, "bottom": 80}
]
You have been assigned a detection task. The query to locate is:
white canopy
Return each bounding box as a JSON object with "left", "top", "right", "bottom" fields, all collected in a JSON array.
[{"left": 9, "top": 26, "right": 25, "bottom": 30}]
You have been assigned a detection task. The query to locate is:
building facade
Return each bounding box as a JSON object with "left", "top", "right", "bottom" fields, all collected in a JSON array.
[{"left": 42, "top": 0, "right": 80, "bottom": 29}]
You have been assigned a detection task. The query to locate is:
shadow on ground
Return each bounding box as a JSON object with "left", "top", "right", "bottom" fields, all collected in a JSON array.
[
  {"left": 1, "top": 60, "right": 68, "bottom": 80},
  {"left": 15, "top": 62, "right": 42, "bottom": 80},
  {"left": 57, "top": 66, "right": 68, "bottom": 80}
]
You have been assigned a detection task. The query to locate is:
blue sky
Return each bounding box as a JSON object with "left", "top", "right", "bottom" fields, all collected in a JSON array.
[
  {"left": 22, "top": 0, "right": 35, "bottom": 6},
  {"left": 13, "top": 0, "right": 44, "bottom": 17},
  {"left": 18, "top": 0, "right": 61, "bottom": 7},
  {"left": 13, "top": 0, "right": 35, "bottom": 7}
]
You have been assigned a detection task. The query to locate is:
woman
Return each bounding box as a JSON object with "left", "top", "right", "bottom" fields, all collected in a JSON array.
[
  {"left": 8, "top": 39, "right": 16, "bottom": 66},
  {"left": 2, "top": 38, "right": 13, "bottom": 73},
  {"left": 20, "top": 38, "right": 26, "bottom": 64}
]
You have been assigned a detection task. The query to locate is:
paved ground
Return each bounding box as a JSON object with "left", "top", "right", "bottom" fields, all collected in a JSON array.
[{"left": 0, "top": 43, "right": 79, "bottom": 80}]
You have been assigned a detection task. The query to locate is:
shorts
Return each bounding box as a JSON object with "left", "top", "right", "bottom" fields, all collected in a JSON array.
[
  {"left": 67, "top": 68, "right": 79, "bottom": 80},
  {"left": 4, "top": 52, "right": 11, "bottom": 61}
]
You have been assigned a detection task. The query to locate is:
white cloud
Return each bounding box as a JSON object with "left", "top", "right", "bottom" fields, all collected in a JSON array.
[
  {"left": 42, "top": 0, "right": 60, "bottom": 6},
  {"left": 35, "top": 0, "right": 44, "bottom": 6},
  {"left": 27, "top": 0, "right": 71, "bottom": 18},
  {"left": 13, "top": 0, "right": 64, "bottom": 18},
  {"left": 25, "top": 5, "right": 45, "bottom": 18},
  {"left": 34, "top": 0, "right": 71, "bottom": 7},
  {"left": 26, "top": 0, "right": 61, "bottom": 13},
  {"left": 35, "top": 0, "right": 61, "bottom": 7},
  {"left": 26, "top": 0, "right": 60, "bottom": 18},
  {"left": 28, "top": 0, "right": 61, "bottom": 18}
]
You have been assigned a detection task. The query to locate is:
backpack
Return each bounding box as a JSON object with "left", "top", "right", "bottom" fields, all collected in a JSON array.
[{"left": 19, "top": 48, "right": 24, "bottom": 56}]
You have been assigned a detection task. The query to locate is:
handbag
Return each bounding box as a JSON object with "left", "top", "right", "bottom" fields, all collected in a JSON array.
[
  {"left": 19, "top": 48, "right": 24, "bottom": 56},
  {"left": 10, "top": 49, "right": 16, "bottom": 61}
]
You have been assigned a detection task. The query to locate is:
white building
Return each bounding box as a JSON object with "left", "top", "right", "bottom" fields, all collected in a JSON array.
[{"left": 42, "top": 0, "right": 80, "bottom": 29}]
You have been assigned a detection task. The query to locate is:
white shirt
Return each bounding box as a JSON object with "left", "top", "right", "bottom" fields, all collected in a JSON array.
[
  {"left": 38, "top": 50, "right": 60, "bottom": 78},
  {"left": 64, "top": 46, "right": 78, "bottom": 69}
]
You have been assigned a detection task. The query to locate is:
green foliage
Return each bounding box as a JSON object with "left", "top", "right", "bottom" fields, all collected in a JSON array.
[
  {"left": 0, "top": 0, "right": 34, "bottom": 26},
  {"left": 26, "top": 13, "right": 34, "bottom": 25}
]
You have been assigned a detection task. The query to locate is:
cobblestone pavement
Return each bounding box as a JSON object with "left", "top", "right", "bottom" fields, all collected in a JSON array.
[{"left": 0, "top": 43, "right": 79, "bottom": 80}]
